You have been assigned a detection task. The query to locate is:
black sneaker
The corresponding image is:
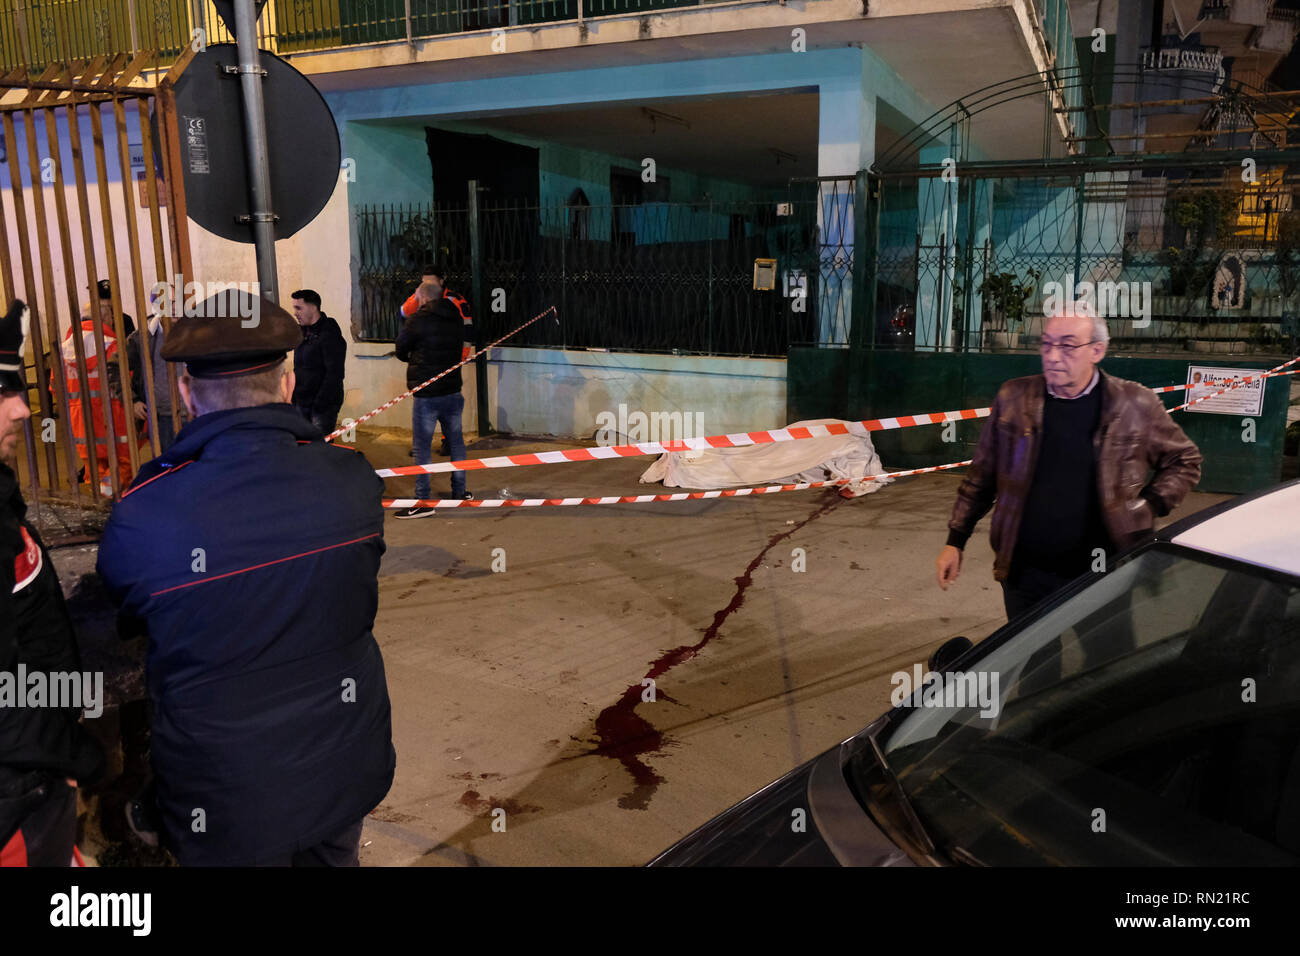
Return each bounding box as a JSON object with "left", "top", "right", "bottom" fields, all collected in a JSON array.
[
  {"left": 394, "top": 506, "right": 437, "bottom": 519},
  {"left": 438, "top": 438, "right": 451, "bottom": 457}
]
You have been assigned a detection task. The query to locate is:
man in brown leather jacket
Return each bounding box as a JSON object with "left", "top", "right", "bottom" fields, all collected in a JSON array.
[{"left": 936, "top": 302, "right": 1202, "bottom": 620}]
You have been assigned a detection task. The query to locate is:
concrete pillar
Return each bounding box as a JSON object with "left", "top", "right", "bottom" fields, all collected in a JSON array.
[
  {"left": 915, "top": 143, "right": 960, "bottom": 352},
  {"left": 964, "top": 177, "right": 992, "bottom": 351},
  {"left": 815, "top": 55, "right": 875, "bottom": 346}
]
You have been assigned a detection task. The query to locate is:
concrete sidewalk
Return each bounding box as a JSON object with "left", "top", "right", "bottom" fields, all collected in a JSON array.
[{"left": 359, "top": 429, "right": 1231, "bottom": 866}]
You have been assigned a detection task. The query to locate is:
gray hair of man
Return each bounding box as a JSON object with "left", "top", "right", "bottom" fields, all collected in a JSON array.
[{"left": 1043, "top": 299, "right": 1110, "bottom": 345}]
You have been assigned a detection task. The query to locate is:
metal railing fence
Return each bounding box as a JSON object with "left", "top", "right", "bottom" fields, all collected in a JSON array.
[
  {"left": 0, "top": 0, "right": 730, "bottom": 70},
  {"left": 871, "top": 162, "right": 1300, "bottom": 356},
  {"left": 356, "top": 194, "right": 825, "bottom": 357}
]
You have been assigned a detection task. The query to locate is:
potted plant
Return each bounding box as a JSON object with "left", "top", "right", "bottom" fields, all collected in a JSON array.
[
  {"left": 390, "top": 213, "right": 438, "bottom": 269},
  {"left": 978, "top": 267, "right": 1040, "bottom": 350}
]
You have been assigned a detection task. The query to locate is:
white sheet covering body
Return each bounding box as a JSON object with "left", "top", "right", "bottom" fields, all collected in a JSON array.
[{"left": 639, "top": 419, "right": 894, "bottom": 497}]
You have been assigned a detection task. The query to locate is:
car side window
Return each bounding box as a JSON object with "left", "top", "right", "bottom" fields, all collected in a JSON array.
[
  {"left": 885, "top": 549, "right": 1300, "bottom": 864},
  {"left": 1002, "top": 553, "right": 1229, "bottom": 699}
]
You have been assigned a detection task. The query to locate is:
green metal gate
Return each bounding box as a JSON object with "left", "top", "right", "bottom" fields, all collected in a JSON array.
[{"left": 789, "top": 64, "right": 1300, "bottom": 493}]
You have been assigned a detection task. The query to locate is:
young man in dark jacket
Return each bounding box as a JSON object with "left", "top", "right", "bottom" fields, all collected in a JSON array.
[
  {"left": 1, "top": 300, "right": 106, "bottom": 866},
  {"left": 97, "top": 291, "right": 395, "bottom": 866},
  {"left": 290, "top": 289, "right": 347, "bottom": 436},
  {"left": 393, "top": 279, "right": 474, "bottom": 518}
]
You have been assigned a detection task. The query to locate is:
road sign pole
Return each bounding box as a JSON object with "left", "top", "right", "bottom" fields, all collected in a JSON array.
[
  {"left": 468, "top": 179, "right": 492, "bottom": 435},
  {"left": 232, "top": 0, "right": 278, "bottom": 301}
]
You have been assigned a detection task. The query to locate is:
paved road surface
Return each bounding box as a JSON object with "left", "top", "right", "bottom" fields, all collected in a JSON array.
[{"left": 357, "top": 430, "right": 1229, "bottom": 866}]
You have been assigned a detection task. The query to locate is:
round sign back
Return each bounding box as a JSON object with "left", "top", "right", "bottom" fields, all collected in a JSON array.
[{"left": 156, "top": 43, "right": 341, "bottom": 243}]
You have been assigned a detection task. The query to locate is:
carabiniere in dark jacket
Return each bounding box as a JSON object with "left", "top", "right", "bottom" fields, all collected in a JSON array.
[
  {"left": 1, "top": 462, "right": 106, "bottom": 820},
  {"left": 394, "top": 298, "right": 472, "bottom": 396},
  {"left": 96, "top": 404, "right": 395, "bottom": 865},
  {"left": 947, "top": 369, "right": 1203, "bottom": 582}
]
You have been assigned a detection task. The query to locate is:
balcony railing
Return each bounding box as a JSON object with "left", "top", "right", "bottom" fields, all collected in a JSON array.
[
  {"left": 1256, "top": 8, "right": 1300, "bottom": 54},
  {"left": 1142, "top": 47, "right": 1226, "bottom": 74},
  {"left": 0, "top": 0, "right": 719, "bottom": 71},
  {"left": 1200, "top": 0, "right": 1271, "bottom": 27}
]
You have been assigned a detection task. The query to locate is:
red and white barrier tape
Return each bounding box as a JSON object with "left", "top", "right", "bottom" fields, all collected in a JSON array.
[
  {"left": 376, "top": 408, "right": 992, "bottom": 477},
  {"left": 377, "top": 361, "right": 1300, "bottom": 478},
  {"left": 375, "top": 354, "right": 1299, "bottom": 511},
  {"left": 324, "top": 305, "right": 557, "bottom": 442},
  {"left": 1115, "top": 367, "right": 1300, "bottom": 395},
  {"left": 383, "top": 459, "right": 974, "bottom": 510}
]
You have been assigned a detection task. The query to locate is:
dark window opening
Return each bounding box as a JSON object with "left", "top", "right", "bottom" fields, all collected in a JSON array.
[{"left": 610, "top": 166, "right": 671, "bottom": 246}]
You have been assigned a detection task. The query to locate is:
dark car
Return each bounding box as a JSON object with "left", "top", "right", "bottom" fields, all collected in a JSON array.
[{"left": 649, "top": 481, "right": 1300, "bottom": 866}]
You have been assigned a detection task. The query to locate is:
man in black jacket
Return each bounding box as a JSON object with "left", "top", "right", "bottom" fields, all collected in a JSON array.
[
  {"left": 290, "top": 289, "right": 347, "bottom": 436},
  {"left": 1, "top": 300, "right": 105, "bottom": 866},
  {"left": 393, "top": 279, "right": 473, "bottom": 518},
  {"left": 96, "top": 279, "right": 135, "bottom": 339},
  {"left": 97, "top": 291, "right": 395, "bottom": 866},
  {"left": 127, "top": 311, "right": 180, "bottom": 455}
]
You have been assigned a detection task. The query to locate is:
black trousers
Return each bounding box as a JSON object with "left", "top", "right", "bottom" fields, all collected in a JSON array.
[
  {"left": 1001, "top": 561, "right": 1136, "bottom": 693},
  {"left": 1000, "top": 563, "right": 1078, "bottom": 622},
  {"left": 0, "top": 772, "right": 78, "bottom": 867},
  {"left": 260, "top": 819, "right": 365, "bottom": 867},
  {"left": 295, "top": 403, "right": 341, "bottom": 438}
]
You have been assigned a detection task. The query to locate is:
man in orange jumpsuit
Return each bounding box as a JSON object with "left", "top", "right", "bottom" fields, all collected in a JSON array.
[{"left": 63, "top": 298, "right": 140, "bottom": 495}]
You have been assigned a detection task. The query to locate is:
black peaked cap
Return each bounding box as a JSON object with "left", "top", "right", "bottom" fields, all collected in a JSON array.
[{"left": 160, "top": 289, "right": 303, "bottom": 379}]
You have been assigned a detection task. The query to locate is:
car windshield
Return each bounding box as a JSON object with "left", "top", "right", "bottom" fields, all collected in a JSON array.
[{"left": 868, "top": 545, "right": 1300, "bottom": 865}]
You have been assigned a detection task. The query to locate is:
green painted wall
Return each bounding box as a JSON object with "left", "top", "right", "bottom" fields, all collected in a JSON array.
[{"left": 788, "top": 348, "right": 1289, "bottom": 494}]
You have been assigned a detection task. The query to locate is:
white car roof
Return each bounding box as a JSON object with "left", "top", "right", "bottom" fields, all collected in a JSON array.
[{"left": 1171, "top": 483, "right": 1300, "bottom": 577}]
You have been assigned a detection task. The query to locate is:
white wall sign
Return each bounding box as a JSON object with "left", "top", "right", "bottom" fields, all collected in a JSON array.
[{"left": 1184, "top": 365, "right": 1265, "bottom": 416}]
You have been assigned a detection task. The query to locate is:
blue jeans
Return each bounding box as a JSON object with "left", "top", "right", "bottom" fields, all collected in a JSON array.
[{"left": 413, "top": 392, "right": 466, "bottom": 500}]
